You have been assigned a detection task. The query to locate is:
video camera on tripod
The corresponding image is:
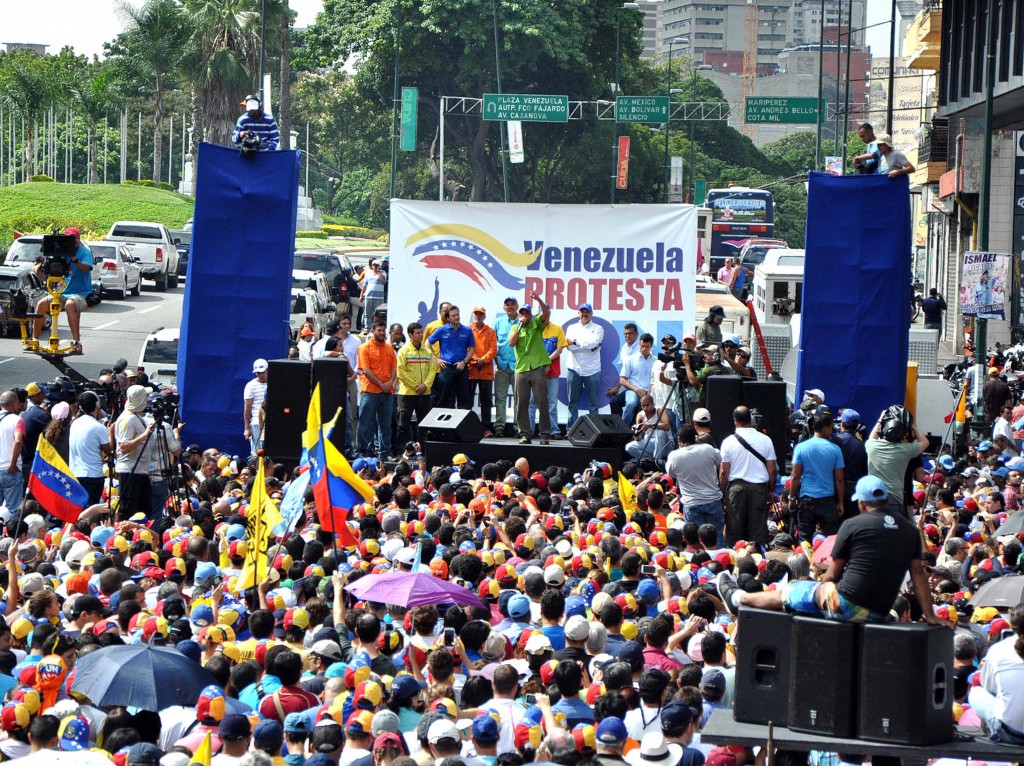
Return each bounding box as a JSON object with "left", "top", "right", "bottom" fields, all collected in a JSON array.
[
  {"left": 658, "top": 342, "right": 704, "bottom": 373},
  {"left": 146, "top": 391, "right": 180, "bottom": 425},
  {"left": 41, "top": 233, "right": 76, "bottom": 279}
]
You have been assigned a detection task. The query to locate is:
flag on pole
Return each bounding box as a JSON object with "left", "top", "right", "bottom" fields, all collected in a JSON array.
[
  {"left": 27, "top": 435, "right": 88, "bottom": 523},
  {"left": 236, "top": 457, "right": 283, "bottom": 591},
  {"left": 305, "top": 385, "right": 374, "bottom": 547},
  {"left": 273, "top": 467, "right": 311, "bottom": 538},
  {"left": 190, "top": 731, "right": 212, "bottom": 766},
  {"left": 618, "top": 472, "right": 638, "bottom": 518},
  {"left": 944, "top": 384, "right": 968, "bottom": 424}
]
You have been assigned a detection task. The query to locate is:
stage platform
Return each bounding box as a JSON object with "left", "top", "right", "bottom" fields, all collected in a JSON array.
[
  {"left": 423, "top": 438, "right": 624, "bottom": 475},
  {"left": 702, "top": 709, "right": 1019, "bottom": 765}
]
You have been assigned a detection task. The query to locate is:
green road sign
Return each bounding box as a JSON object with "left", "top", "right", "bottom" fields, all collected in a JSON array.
[
  {"left": 615, "top": 96, "right": 670, "bottom": 124},
  {"left": 695, "top": 179, "right": 707, "bottom": 206},
  {"left": 483, "top": 93, "right": 569, "bottom": 122},
  {"left": 400, "top": 87, "right": 418, "bottom": 151},
  {"left": 744, "top": 97, "right": 821, "bottom": 124}
]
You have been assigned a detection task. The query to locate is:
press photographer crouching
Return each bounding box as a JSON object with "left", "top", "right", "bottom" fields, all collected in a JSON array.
[{"left": 32, "top": 227, "right": 93, "bottom": 355}]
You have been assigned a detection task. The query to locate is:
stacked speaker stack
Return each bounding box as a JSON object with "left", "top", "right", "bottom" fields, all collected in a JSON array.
[{"left": 733, "top": 607, "right": 954, "bottom": 746}]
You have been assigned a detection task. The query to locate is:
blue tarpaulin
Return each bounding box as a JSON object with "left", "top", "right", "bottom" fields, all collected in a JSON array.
[
  {"left": 797, "top": 171, "right": 911, "bottom": 426},
  {"left": 177, "top": 143, "right": 300, "bottom": 456}
]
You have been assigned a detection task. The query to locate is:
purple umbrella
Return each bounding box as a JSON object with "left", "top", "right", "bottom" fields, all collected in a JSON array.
[{"left": 344, "top": 571, "right": 485, "bottom": 608}]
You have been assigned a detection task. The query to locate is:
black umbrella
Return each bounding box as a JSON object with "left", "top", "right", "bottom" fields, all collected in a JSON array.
[
  {"left": 970, "top": 574, "right": 1024, "bottom": 609},
  {"left": 997, "top": 512, "right": 1024, "bottom": 537},
  {"left": 71, "top": 643, "right": 217, "bottom": 711}
]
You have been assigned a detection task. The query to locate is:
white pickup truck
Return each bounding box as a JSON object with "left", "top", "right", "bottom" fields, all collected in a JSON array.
[{"left": 105, "top": 221, "right": 181, "bottom": 291}]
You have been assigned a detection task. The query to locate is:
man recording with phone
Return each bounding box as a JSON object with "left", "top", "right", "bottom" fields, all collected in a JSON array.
[{"left": 32, "top": 227, "right": 93, "bottom": 355}]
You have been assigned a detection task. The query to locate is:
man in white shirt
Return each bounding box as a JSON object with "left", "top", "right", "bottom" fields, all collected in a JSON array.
[
  {"left": 243, "top": 358, "right": 268, "bottom": 456},
  {"left": 993, "top": 405, "right": 1017, "bottom": 448},
  {"left": 719, "top": 406, "right": 777, "bottom": 547},
  {"left": 477, "top": 663, "right": 528, "bottom": 755},
  {"left": 0, "top": 391, "right": 24, "bottom": 519},
  {"left": 968, "top": 606, "right": 1024, "bottom": 739},
  {"left": 564, "top": 303, "right": 605, "bottom": 428},
  {"left": 618, "top": 333, "right": 656, "bottom": 427},
  {"left": 606, "top": 323, "right": 640, "bottom": 419},
  {"left": 314, "top": 316, "right": 361, "bottom": 453}
]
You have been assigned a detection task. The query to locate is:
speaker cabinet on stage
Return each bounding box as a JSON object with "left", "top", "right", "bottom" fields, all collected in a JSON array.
[
  {"left": 567, "top": 414, "right": 632, "bottom": 448},
  {"left": 418, "top": 408, "right": 485, "bottom": 443},
  {"left": 856, "top": 624, "right": 953, "bottom": 745},
  {"left": 313, "top": 358, "right": 349, "bottom": 452},
  {"left": 734, "top": 607, "right": 792, "bottom": 726},
  {"left": 788, "top": 616, "right": 858, "bottom": 737},
  {"left": 741, "top": 380, "right": 788, "bottom": 464},
  {"left": 704, "top": 375, "right": 743, "bottom": 446},
  {"left": 263, "top": 359, "right": 311, "bottom": 462}
]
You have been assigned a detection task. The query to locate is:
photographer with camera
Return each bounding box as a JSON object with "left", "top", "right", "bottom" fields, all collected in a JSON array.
[
  {"left": 114, "top": 385, "right": 155, "bottom": 521},
  {"left": 231, "top": 95, "right": 279, "bottom": 152},
  {"left": 32, "top": 227, "right": 93, "bottom": 355},
  {"left": 144, "top": 393, "right": 183, "bottom": 521}
]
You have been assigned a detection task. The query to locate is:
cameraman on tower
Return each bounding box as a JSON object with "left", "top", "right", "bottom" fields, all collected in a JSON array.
[
  {"left": 32, "top": 227, "right": 93, "bottom": 355},
  {"left": 231, "top": 95, "right": 279, "bottom": 151}
]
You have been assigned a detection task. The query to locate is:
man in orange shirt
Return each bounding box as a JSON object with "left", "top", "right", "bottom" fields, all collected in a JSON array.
[
  {"left": 357, "top": 321, "right": 398, "bottom": 460},
  {"left": 469, "top": 307, "right": 498, "bottom": 437}
]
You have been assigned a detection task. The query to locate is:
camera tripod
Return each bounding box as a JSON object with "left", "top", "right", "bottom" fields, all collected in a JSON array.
[{"left": 12, "top": 272, "right": 78, "bottom": 356}]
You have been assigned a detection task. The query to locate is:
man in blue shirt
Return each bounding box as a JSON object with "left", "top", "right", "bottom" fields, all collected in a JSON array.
[
  {"left": 790, "top": 413, "right": 845, "bottom": 543},
  {"left": 231, "top": 95, "right": 280, "bottom": 151},
  {"left": 619, "top": 333, "right": 657, "bottom": 427},
  {"left": 427, "top": 305, "right": 476, "bottom": 409},
  {"left": 550, "top": 660, "right": 594, "bottom": 727},
  {"left": 32, "top": 227, "right": 94, "bottom": 355},
  {"left": 493, "top": 297, "right": 519, "bottom": 436}
]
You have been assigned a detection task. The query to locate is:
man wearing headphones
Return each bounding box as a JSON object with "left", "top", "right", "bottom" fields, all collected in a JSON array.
[{"left": 865, "top": 405, "right": 929, "bottom": 516}]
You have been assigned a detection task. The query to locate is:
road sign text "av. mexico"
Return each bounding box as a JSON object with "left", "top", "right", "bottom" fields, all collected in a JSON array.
[
  {"left": 744, "top": 97, "right": 821, "bottom": 124},
  {"left": 483, "top": 94, "right": 569, "bottom": 122},
  {"left": 616, "top": 96, "right": 669, "bottom": 124}
]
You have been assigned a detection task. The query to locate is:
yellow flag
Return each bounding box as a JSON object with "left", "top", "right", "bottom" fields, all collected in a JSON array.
[
  {"left": 618, "top": 472, "right": 638, "bottom": 517},
  {"left": 190, "top": 731, "right": 212, "bottom": 766},
  {"left": 236, "top": 457, "right": 284, "bottom": 591},
  {"left": 303, "top": 382, "right": 324, "bottom": 453}
]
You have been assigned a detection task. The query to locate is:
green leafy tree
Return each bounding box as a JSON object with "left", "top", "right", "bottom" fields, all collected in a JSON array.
[
  {"left": 56, "top": 53, "right": 124, "bottom": 184},
  {"left": 761, "top": 131, "right": 817, "bottom": 177},
  {"left": 113, "top": 0, "right": 190, "bottom": 183},
  {"left": 0, "top": 50, "right": 57, "bottom": 177}
]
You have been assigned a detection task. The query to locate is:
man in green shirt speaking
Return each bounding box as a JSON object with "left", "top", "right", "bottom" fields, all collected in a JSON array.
[{"left": 510, "top": 293, "right": 552, "bottom": 445}]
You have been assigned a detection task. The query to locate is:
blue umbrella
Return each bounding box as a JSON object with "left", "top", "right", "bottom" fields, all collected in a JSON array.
[{"left": 71, "top": 643, "right": 217, "bottom": 711}]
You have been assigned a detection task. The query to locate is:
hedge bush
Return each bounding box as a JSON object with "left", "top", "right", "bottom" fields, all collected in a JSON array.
[{"left": 322, "top": 224, "right": 387, "bottom": 240}]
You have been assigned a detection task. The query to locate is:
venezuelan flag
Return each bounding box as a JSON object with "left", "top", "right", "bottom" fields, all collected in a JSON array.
[
  {"left": 305, "top": 385, "right": 373, "bottom": 547},
  {"left": 27, "top": 435, "right": 88, "bottom": 523}
]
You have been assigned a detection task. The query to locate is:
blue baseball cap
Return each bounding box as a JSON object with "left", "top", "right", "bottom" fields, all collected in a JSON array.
[
  {"left": 564, "top": 594, "right": 587, "bottom": 619},
  {"left": 637, "top": 578, "right": 660, "bottom": 604},
  {"left": 851, "top": 475, "right": 888, "bottom": 502},
  {"left": 578, "top": 303, "right": 593, "bottom": 313},
  {"left": 937, "top": 455, "right": 955, "bottom": 471},
  {"left": 596, "top": 717, "right": 628, "bottom": 744},
  {"left": 508, "top": 594, "right": 531, "bottom": 620},
  {"left": 471, "top": 715, "right": 499, "bottom": 743},
  {"left": 59, "top": 715, "right": 89, "bottom": 751},
  {"left": 194, "top": 561, "right": 221, "bottom": 586},
  {"left": 840, "top": 409, "right": 861, "bottom": 424},
  {"left": 90, "top": 526, "right": 115, "bottom": 549},
  {"left": 723, "top": 334, "right": 740, "bottom": 347},
  {"left": 993, "top": 467, "right": 1010, "bottom": 478},
  {"left": 391, "top": 674, "right": 423, "bottom": 701},
  {"left": 978, "top": 440, "right": 993, "bottom": 451}
]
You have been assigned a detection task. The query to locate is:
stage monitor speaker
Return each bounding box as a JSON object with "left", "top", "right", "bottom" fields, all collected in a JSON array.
[
  {"left": 704, "top": 375, "right": 744, "bottom": 445},
  {"left": 741, "top": 380, "right": 789, "bottom": 465},
  {"left": 567, "top": 413, "right": 632, "bottom": 448},
  {"left": 418, "top": 408, "right": 485, "bottom": 443},
  {"left": 263, "top": 359, "right": 311, "bottom": 462},
  {"left": 857, "top": 624, "right": 953, "bottom": 745},
  {"left": 788, "top": 616, "right": 858, "bottom": 737},
  {"left": 734, "top": 607, "right": 792, "bottom": 726},
  {"left": 313, "top": 358, "right": 349, "bottom": 452}
]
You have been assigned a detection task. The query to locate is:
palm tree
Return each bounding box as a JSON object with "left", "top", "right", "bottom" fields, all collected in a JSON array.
[
  {"left": 181, "top": 0, "right": 261, "bottom": 148},
  {"left": 116, "top": 0, "right": 189, "bottom": 183},
  {"left": 63, "top": 59, "right": 123, "bottom": 184},
  {"left": 0, "top": 50, "right": 56, "bottom": 178}
]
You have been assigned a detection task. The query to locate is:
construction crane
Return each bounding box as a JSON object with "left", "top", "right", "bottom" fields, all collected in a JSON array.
[{"left": 741, "top": 0, "right": 758, "bottom": 138}]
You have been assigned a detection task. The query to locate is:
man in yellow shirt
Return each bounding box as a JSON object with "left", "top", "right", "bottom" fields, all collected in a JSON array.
[{"left": 396, "top": 322, "right": 438, "bottom": 443}]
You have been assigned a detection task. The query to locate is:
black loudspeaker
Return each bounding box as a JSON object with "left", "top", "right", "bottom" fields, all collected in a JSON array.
[
  {"left": 567, "top": 413, "right": 632, "bottom": 448},
  {"left": 788, "top": 616, "right": 858, "bottom": 737},
  {"left": 418, "top": 408, "right": 485, "bottom": 443},
  {"left": 734, "top": 607, "right": 792, "bottom": 726},
  {"left": 704, "top": 375, "right": 744, "bottom": 445},
  {"left": 263, "top": 359, "right": 312, "bottom": 461},
  {"left": 741, "top": 380, "right": 788, "bottom": 464},
  {"left": 857, "top": 624, "right": 953, "bottom": 745},
  {"left": 313, "top": 358, "right": 349, "bottom": 452}
]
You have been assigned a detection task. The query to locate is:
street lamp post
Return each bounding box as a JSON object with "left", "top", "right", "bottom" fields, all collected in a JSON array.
[
  {"left": 663, "top": 36, "right": 688, "bottom": 204},
  {"left": 492, "top": 0, "right": 509, "bottom": 202},
  {"left": 689, "top": 66, "right": 698, "bottom": 203},
  {"left": 612, "top": 2, "right": 640, "bottom": 204},
  {"left": 389, "top": 0, "right": 402, "bottom": 204}
]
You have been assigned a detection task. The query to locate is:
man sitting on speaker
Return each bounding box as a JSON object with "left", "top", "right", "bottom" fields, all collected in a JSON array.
[
  {"left": 32, "top": 227, "right": 93, "bottom": 355},
  {"left": 715, "top": 474, "right": 951, "bottom": 627}
]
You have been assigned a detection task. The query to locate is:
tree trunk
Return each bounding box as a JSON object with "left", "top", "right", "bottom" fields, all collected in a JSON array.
[
  {"left": 153, "top": 71, "right": 164, "bottom": 183},
  {"left": 23, "top": 118, "right": 36, "bottom": 178},
  {"left": 469, "top": 118, "right": 490, "bottom": 201},
  {"left": 89, "top": 121, "right": 100, "bottom": 185},
  {"left": 189, "top": 89, "right": 204, "bottom": 179},
  {"left": 278, "top": 10, "right": 291, "bottom": 150}
]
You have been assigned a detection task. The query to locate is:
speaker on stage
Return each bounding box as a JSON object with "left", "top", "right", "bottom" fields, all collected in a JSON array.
[
  {"left": 263, "top": 359, "right": 311, "bottom": 462},
  {"left": 734, "top": 607, "right": 792, "bottom": 726},
  {"left": 704, "top": 375, "right": 743, "bottom": 445},
  {"left": 418, "top": 408, "right": 485, "bottom": 443},
  {"left": 741, "top": 380, "right": 788, "bottom": 464},
  {"left": 313, "top": 358, "right": 349, "bottom": 452},
  {"left": 788, "top": 616, "right": 858, "bottom": 737},
  {"left": 857, "top": 624, "right": 953, "bottom": 745},
  {"left": 567, "top": 414, "right": 632, "bottom": 448}
]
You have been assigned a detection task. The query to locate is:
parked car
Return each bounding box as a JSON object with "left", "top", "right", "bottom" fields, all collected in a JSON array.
[
  {"left": 292, "top": 269, "right": 336, "bottom": 312},
  {"left": 290, "top": 288, "right": 333, "bottom": 339},
  {"left": 5, "top": 235, "right": 103, "bottom": 295},
  {"left": 293, "top": 250, "right": 357, "bottom": 315},
  {"left": 105, "top": 221, "right": 180, "bottom": 291},
  {"left": 0, "top": 264, "right": 50, "bottom": 336},
  {"left": 91, "top": 242, "right": 142, "bottom": 299},
  {"left": 137, "top": 327, "right": 180, "bottom": 388},
  {"left": 170, "top": 229, "right": 192, "bottom": 276}
]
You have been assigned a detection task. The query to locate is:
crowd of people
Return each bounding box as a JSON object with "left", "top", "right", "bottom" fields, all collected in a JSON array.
[{"left": 2, "top": 283, "right": 1024, "bottom": 765}]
